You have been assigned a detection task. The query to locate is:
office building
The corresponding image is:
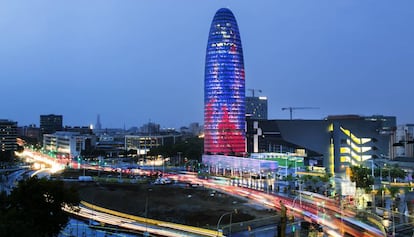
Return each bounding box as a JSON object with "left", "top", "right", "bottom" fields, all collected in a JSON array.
[
  {"left": 17, "top": 124, "right": 41, "bottom": 144},
  {"left": 246, "top": 115, "right": 397, "bottom": 178},
  {"left": 43, "top": 131, "right": 89, "bottom": 159},
  {"left": 0, "top": 119, "right": 18, "bottom": 161},
  {"left": 395, "top": 124, "right": 414, "bottom": 157},
  {"left": 246, "top": 96, "right": 268, "bottom": 120},
  {"left": 40, "top": 114, "right": 63, "bottom": 134},
  {"left": 204, "top": 8, "right": 246, "bottom": 156},
  {"left": 125, "top": 134, "right": 181, "bottom": 156}
]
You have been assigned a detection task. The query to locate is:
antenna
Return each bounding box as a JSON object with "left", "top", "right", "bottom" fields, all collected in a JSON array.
[{"left": 247, "top": 89, "right": 262, "bottom": 97}]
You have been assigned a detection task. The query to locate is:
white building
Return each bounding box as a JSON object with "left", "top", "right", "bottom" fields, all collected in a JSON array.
[
  {"left": 395, "top": 124, "right": 414, "bottom": 157},
  {"left": 43, "top": 131, "right": 88, "bottom": 158}
]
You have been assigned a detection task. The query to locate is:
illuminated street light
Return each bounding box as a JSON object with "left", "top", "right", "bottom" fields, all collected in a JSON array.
[{"left": 216, "top": 209, "right": 237, "bottom": 237}]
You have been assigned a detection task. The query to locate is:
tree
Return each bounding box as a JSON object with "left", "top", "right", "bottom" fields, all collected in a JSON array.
[
  {"left": 389, "top": 166, "right": 406, "bottom": 181},
  {"left": 0, "top": 177, "right": 80, "bottom": 236},
  {"left": 349, "top": 166, "right": 374, "bottom": 191},
  {"left": 148, "top": 136, "right": 203, "bottom": 161},
  {"left": 375, "top": 165, "right": 407, "bottom": 181}
]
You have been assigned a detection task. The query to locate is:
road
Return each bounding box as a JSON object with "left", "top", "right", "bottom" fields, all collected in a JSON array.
[
  {"left": 64, "top": 204, "right": 221, "bottom": 237},
  {"left": 20, "top": 148, "right": 394, "bottom": 236}
]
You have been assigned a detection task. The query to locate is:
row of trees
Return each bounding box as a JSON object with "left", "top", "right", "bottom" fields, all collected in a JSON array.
[
  {"left": 349, "top": 164, "right": 408, "bottom": 191},
  {"left": 147, "top": 136, "right": 203, "bottom": 161}
]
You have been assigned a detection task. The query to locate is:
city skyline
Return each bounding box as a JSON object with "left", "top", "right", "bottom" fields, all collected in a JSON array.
[{"left": 1, "top": 1, "right": 413, "bottom": 129}]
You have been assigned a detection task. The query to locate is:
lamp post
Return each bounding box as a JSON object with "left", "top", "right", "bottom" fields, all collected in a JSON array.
[
  {"left": 392, "top": 204, "right": 395, "bottom": 237},
  {"left": 217, "top": 210, "right": 237, "bottom": 237},
  {"left": 292, "top": 195, "right": 299, "bottom": 208},
  {"left": 285, "top": 157, "right": 288, "bottom": 179},
  {"left": 144, "top": 188, "right": 152, "bottom": 237},
  {"left": 368, "top": 159, "right": 375, "bottom": 209}
]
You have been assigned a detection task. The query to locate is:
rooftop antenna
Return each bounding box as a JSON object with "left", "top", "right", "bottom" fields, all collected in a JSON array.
[{"left": 248, "top": 89, "right": 262, "bottom": 97}]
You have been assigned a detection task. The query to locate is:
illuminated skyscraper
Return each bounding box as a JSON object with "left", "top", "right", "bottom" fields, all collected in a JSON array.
[{"left": 204, "top": 8, "right": 245, "bottom": 155}]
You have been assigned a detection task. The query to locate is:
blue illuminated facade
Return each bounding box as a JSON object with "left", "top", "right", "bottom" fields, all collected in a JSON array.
[{"left": 204, "top": 8, "right": 246, "bottom": 156}]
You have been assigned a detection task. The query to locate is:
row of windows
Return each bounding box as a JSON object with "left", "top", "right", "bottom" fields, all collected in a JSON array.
[
  {"left": 206, "top": 60, "right": 244, "bottom": 66},
  {"left": 205, "top": 66, "right": 244, "bottom": 71},
  {"left": 205, "top": 81, "right": 245, "bottom": 86},
  {"left": 205, "top": 92, "right": 245, "bottom": 98},
  {"left": 207, "top": 37, "right": 241, "bottom": 43},
  {"left": 204, "top": 115, "right": 245, "bottom": 122}
]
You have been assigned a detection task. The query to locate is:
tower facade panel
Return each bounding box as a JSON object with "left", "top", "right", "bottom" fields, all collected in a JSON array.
[{"left": 204, "top": 8, "right": 246, "bottom": 155}]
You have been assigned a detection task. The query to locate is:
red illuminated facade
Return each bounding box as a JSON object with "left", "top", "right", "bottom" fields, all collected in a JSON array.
[{"left": 204, "top": 8, "right": 246, "bottom": 156}]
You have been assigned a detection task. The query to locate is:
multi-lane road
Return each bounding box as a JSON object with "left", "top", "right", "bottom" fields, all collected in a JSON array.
[{"left": 18, "top": 149, "right": 392, "bottom": 237}]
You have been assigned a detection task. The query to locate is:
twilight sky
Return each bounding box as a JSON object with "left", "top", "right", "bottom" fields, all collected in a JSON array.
[{"left": 1, "top": 0, "right": 413, "bottom": 129}]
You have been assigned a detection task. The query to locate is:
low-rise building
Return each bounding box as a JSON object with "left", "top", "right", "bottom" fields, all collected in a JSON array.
[{"left": 43, "top": 131, "right": 90, "bottom": 159}]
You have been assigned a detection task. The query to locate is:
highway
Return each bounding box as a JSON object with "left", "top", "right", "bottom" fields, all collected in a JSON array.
[
  {"left": 176, "top": 172, "right": 386, "bottom": 237},
  {"left": 64, "top": 202, "right": 222, "bottom": 237},
  {"left": 20, "top": 149, "right": 390, "bottom": 237}
]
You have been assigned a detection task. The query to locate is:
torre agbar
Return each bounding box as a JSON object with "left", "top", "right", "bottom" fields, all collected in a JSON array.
[{"left": 204, "top": 8, "right": 246, "bottom": 156}]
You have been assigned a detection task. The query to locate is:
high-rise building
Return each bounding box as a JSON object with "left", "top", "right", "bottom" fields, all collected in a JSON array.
[
  {"left": 95, "top": 114, "right": 102, "bottom": 131},
  {"left": 246, "top": 96, "right": 268, "bottom": 120},
  {"left": 204, "top": 8, "right": 246, "bottom": 156},
  {"left": 40, "top": 114, "right": 63, "bottom": 135}
]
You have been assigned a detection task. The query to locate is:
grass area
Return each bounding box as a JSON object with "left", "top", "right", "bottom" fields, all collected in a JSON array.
[{"left": 60, "top": 169, "right": 278, "bottom": 230}]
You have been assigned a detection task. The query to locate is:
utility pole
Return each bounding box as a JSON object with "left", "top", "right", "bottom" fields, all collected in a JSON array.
[{"left": 281, "top": 107, "right": 320, "bottom": 120}]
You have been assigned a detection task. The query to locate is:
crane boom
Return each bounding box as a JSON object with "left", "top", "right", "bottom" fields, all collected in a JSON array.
[{"left": 281, "top": 107, "right": 320, "bottom": 120}]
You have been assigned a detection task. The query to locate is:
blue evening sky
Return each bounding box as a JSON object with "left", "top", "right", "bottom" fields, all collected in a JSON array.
[{"left": 1, "top": 0, "right": 413, "bottom": 129}]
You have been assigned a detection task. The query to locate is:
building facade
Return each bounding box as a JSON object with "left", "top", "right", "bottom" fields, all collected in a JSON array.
[
  {"left": 204, "top": 8, "right": 246, "bottom": 156},
  {"left": 246, "top": 115, "right": 396, "bottom": 178},
  {"left": 125, "top": 134, "right": 181, "bottom": 156},
  {"left": 40, "top": 114, "right": 63, "bottom": 135},
  {"left": 0, "top": 120, "right": 18, "bottom": 161},
  {"left": 395, "top": 124, "right": 414, "bottom": 157},
  {"left": 246, "top": 96, "right": 268, "bottom": 120},
  {"left": 43, "top": 131, "right": 89, "bottom": 159},
  {"left": 17, "top": 124, "right": 41, "bottom": 144}
]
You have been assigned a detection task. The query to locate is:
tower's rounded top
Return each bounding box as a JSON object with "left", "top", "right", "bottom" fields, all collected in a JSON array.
[{"left": 214, "top": 8, "right": 235, "bottom": 18}]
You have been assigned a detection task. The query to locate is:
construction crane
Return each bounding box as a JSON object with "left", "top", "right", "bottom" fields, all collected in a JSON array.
[
  {"left": 248, "top": 89, "right": 262, "bottom": 97},
  {"left": 281, "top": 107, "right": 320, "bottom": 120}
]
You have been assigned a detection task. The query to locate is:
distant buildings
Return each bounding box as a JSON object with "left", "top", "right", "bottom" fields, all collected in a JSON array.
[
  {"left": 17, "top": 124, "right": 40, "bottom": 144},
  {"left": 63, "top": 126, "right": 93, "bottom": 135},
  {"left": 125, "top": 134, "right": 181, "bottom": 156},
  {"left": 0, "top": 120, "right": 18, "bottom": 161},
  {"left": 204, "top": 8, "right": 246, "bottom": 156},
  {"left": 140, "top": 122, "right": 160, "bottom": 135},
  {"left": 180, "top": 122, "right": 203, "bottom": 137},
  {"left": 95, "top": 114, "right": 102, "bottom": 131}
]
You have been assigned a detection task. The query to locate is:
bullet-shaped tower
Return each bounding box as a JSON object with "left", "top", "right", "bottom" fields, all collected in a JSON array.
[{"left": 204, "top": 8, "right": 246, "bottom": 156}]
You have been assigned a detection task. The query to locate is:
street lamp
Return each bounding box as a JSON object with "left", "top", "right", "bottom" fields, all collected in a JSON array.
[
  {"left": 367, "top": 159, "right": 375, "bottom": 209},
  {"left": 292, "top": 195, "right": 300, "bottom": 208},
  {"left": 144, "top": 188, "right": 152, "bottom": 237},
  {"left": 216, "top": 209, "right": 237, "bottom": 237}
]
